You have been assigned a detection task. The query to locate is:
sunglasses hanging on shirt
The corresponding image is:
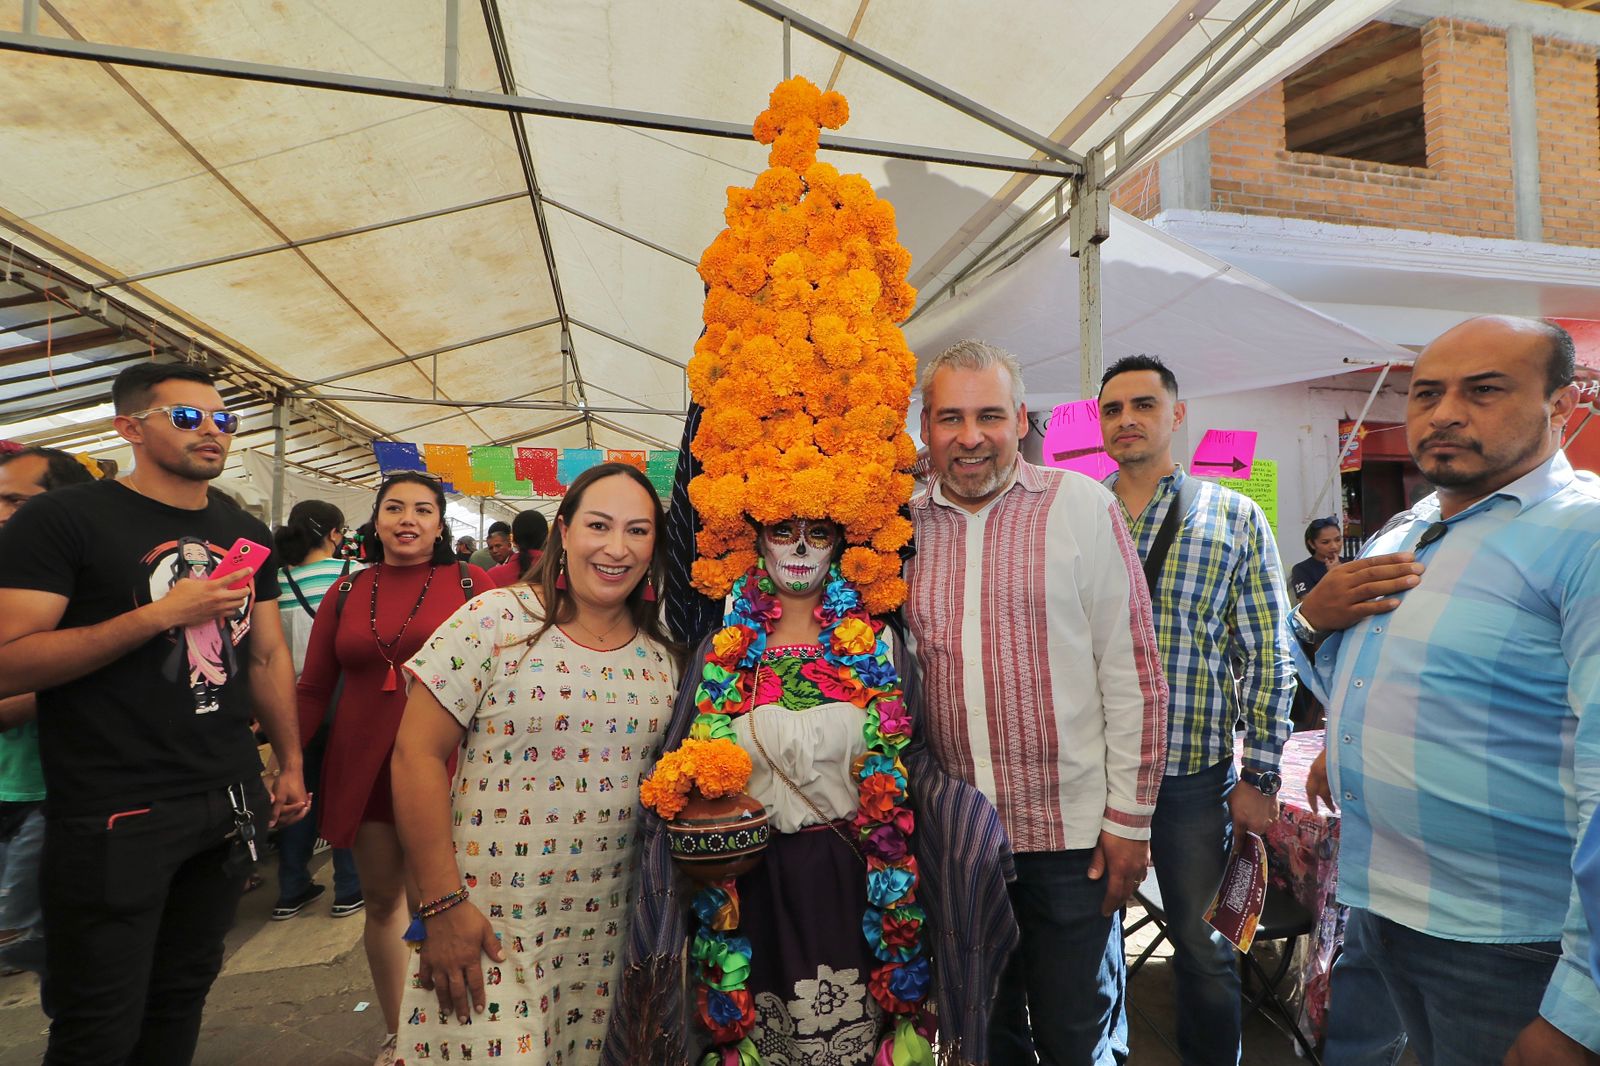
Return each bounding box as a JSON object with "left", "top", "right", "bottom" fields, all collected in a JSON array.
[
  {"left": 128, "top": 405, "right": 241, "bottom": 435},
  {"left": 1415, "top": 522, "right": 1448, "bottom": 550}
]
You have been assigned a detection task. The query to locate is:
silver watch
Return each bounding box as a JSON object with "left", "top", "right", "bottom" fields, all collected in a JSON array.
[{"left": 1290, "top": 604, "right": 1321, "bottom": 645}]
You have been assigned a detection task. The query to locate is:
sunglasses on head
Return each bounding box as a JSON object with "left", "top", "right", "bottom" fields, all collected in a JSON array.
[{"left": 129, "top": 405, "right": 240, "bottom": 435}]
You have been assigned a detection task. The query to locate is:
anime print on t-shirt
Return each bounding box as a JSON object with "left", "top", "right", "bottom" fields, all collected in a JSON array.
[{"left": 141, "top": 536, "right": 255, "bottom": 714}]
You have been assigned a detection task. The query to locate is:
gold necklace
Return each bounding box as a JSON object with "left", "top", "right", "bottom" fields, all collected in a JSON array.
[{"left": 567, "top": 611, "right": 633, "bottom": 649}]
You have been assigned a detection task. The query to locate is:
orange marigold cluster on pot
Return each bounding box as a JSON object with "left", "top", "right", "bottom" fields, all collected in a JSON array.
[{"left": 687, "top": 76, "right": 918, "bottom": 615}]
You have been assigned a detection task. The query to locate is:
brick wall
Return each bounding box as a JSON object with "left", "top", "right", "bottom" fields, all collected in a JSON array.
[
  {"left": 1535, "top": 37, "right": 1600, "bottom": 246},
  {"left": 1116, "top": 18, "right": 1600, "bottom": 248}
]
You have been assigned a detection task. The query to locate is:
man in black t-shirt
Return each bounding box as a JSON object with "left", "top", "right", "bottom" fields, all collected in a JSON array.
[{"left": 0, "top": 363, "right": 308, "bottom": 1065}]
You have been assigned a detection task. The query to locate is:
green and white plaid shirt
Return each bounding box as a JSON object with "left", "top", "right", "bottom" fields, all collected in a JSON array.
[{"left": 1108, "top": 466, "right": 1294, "bottom": 776}]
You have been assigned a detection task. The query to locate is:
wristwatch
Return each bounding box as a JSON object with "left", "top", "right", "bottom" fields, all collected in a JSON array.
[
  {"left": 1241, "top": 768, "right": 1283, "bottom": 796},
  {"left": 1289, "top": 604, "right": 1321, "bottom": 646}
]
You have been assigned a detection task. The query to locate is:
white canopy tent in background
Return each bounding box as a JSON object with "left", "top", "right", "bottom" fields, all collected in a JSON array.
[
  {"left": 0, "top": 0, "right": 1392, "bottom": 521},
  {"left": 905, "top": 206, "right": 1411, "bottom": 413}
]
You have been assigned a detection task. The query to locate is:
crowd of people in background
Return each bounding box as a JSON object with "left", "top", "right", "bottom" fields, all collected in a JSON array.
[{"left": 0, "top": 314, "right": 1595, "bottom": 1066}]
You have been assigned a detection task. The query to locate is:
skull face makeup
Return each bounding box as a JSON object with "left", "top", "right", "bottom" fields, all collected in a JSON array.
[{"left": 760, "top": 519, "right": 840, "bottom": 595}]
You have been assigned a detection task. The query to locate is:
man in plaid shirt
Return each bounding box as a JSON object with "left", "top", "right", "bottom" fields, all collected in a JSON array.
[{"left": 1099, "top": 354, "right": 1295, "bottom": 1066}]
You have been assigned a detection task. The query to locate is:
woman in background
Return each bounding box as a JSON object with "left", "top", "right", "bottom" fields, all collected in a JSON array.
[
  {"left": 1290, "top": 517, "right": 1342, "bottom": 602},
  {"left": 298, "top": 474, "right": 490, "bottom": 1066},
  {"left": 272, "top": 500, "right": 363, "bottom": 921}
]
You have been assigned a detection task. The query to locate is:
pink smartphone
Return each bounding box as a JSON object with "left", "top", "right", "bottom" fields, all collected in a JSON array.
[{"left": 209, "top": 537, "right": 270, "bottom": 589}]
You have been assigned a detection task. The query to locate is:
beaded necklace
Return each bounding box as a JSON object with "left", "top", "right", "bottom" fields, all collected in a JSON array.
[
  {"left": 685, "top": 561, "right": 932, "bottom": 1066},
  {"left": 369, "top": 563, "right": 437, "bottom": 691}
]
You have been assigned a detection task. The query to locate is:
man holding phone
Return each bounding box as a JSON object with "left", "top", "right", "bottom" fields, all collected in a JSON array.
[{"left": 0, "top": 362, "right": 308, "bottom": 1065}]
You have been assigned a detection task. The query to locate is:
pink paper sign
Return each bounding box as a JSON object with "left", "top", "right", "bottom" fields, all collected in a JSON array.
[
  {"left": 1191, "top": 429, "right": 1257, "bottom": 478},
  {"left": 1044, "top": 399, "right": 1118, "bottom": 481}
]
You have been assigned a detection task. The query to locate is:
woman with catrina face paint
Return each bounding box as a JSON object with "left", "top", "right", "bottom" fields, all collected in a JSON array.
[{"left": 607, "top": 513, "right": 1019, "bottom": 1066}]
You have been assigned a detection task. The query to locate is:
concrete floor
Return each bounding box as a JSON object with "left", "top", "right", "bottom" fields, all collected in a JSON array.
[{"left": 0, "top": 855, "right": 1404, "bottom": 1066}]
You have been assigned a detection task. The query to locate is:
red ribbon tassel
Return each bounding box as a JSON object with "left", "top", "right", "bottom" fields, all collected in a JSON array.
[{"left": 383, "top": 664, "right": 398, "bottom": 692}]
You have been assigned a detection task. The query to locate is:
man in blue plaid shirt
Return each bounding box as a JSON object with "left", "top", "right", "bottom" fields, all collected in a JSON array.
[
  {"left": 1298, "top": 317, "right": 1599, "bottom": 1066},
  {"left": 1099, "top": 355, "right": 1295, "bottom": 1066}
]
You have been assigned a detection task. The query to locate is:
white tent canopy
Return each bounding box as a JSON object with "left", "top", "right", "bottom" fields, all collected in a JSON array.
[
  {"left": 905, "top": 207, "right": 1411, "bottom": 410},
  {"left": 0, "top": 0, "right": 1391, "bottom": 504}
]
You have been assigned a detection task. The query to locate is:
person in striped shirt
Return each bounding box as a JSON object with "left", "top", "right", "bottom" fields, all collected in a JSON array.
[
  {"left": 906, "top": 340, "right": 1168, "bottom": 1066},
  {"left": 1099, "top": 354, "right": 1294, "bottom": 1066},
  {"left": 1297, "top": 316, "right": 1600, "bottom": 1066}
]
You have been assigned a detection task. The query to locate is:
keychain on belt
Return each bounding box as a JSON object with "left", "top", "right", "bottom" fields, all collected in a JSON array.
[{"left": 227, "top": 782, "right": 258, "bottom": 861}]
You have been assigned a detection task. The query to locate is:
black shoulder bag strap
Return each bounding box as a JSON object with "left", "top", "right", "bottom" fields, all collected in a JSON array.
[
  {"left": 1141, "top": 475, "right": 1201, "bottom": 596},
  {"left": 280, "top": 567, "right": 316, "bottom": 618},
  {"left": 458, "top": 560, "right": 477, "bottom": 602}
]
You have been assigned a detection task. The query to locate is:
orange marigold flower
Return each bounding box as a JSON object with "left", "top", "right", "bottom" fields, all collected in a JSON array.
[
  {"left": 727, "top": 252, "right": 767, "bottom": 296},
  {"left": 817, "top": 90, "right": 849, "bottom": 129},
  {"left": 839, "top": 546, "right": 884, "bottom": 585},
  {"left": 753, "top": 167, "right": 804, "bottom": 207},
  {"left": 690, "top": 738, "right": 754, "bottom": 798},
  {"left": 872, "top": 517, "right": 914, "bottom": 555},
  {"left": 861, "top": 574, "right": 909, "bottom": 616}
]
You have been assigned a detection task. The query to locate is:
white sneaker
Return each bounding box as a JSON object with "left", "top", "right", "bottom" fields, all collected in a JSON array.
[{"left": 373, "top": 1032, "right": 397, "bottom": 1066}]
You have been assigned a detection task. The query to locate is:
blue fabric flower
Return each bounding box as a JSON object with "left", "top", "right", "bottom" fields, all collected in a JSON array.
[
  {"left": 692, "top": 885, "right": 732, "bottom": 927},
  {"left": 860, "top": 754, "right": 906, "bottom": 790},
  {"left": 867, "top": 866, "right": 916, "bottom": 907},
  {"left": 854, "top": 655, "right": 899, "bottom": 689},
  {"left": 705, "top": 989, "right": 745, "bottom": 1025},
  {"left": 888, "top": 956, "right": 931, "bottom": 1003}
]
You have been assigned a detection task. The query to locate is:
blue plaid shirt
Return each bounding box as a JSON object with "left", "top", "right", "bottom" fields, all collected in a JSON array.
[
  {"left": 1295, "top": 452, "right": 1600, "bottom": 1050},
  {"left": 1109, "top": 468, "right": 1294, "bottom": 777}
]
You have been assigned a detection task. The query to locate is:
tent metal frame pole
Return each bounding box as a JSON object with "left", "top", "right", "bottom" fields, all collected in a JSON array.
[
  {"left": 271, "top": 395, "right": 288, "bottom": 527},
  {"left": 540, "top": 196, "right": 698, "bottom": 267},
  {"left": 298, "top": 316, "right": 562, "bottom": 388},
  {"left": 94, "top": 193, "right": 525, "bottom": 290},
  {"left": 739, "top": 0, "right": 1083, "bottom": 167},
  {"left": 303, "top": 391, "right": 689, "bottom": 416},
  {"left": 1309, "top": 362, "right": 1393, "bottom": 522},
  {"left": 392, "top": 382, "right": 566, "bottom": 436},
  {"left": 570, "top": 318, "right": 687, "bottom": 370},
  {"left": 0, "top": 30, "right": 1076, "bottom": 178},
  {"left": 1070, "top": 150, "right": 1110, "bottom": 401}
]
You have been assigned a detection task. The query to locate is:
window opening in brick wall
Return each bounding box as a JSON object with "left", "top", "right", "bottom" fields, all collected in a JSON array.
[{"left": 1284, "top": 23, "right": 1425, "bottom": 167}]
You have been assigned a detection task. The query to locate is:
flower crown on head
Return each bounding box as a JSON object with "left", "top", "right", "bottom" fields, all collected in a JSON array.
[{"left": 686, "top": 76, "right": 919, "bottom": 615}]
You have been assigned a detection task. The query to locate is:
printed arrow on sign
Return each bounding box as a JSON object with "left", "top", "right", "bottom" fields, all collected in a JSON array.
[
  {"left": 1193, "top": 456, "right": 1249, "bottom": 473},
  {"left": 1052, "top": 444, "right": 1107, "bottom": 462}
]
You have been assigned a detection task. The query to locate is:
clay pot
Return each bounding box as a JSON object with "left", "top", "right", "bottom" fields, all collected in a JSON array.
[{"left": 667, "top": 791, "right": 770, "bottom": 882}]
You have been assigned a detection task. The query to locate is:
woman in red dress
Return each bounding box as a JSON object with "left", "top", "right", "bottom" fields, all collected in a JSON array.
[{"left": 297, "top": 473, "right": 489, "bottom": 1066}]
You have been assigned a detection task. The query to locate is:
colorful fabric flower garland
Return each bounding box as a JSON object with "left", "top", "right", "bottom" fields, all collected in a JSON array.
[{"left": 639, "top": 560, "right": 932, "bottom": 1066}]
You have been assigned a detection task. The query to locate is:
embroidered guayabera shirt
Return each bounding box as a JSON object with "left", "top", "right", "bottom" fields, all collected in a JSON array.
[
  {"left": 1295, "top": 452, "right": 1600, "bottom": 1051},
  {"left": 906, "top": 460, "right": 1169, "bottom": 851},
  {"left": 1106, "top": 467, "right": 1294, "bottom": 778}
]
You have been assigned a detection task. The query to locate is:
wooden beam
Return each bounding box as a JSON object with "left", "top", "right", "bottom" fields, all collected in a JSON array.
[
  {"left": 0, "top": 327, "right": 122, "bottom": 368},
  {"left": 1286, "top": 25, "right": 1420, "bottom": 91},
  {"left": 0, "top": 288, "right": 69, "bottom": 310},
  {"left": 1303, "top": 117, "right": 1425, "bottom": 162},
  {"left": 1286, "top": 51, "right": 1424, "bottom": 121},
  {"left": 1289, "top": 86, "right": 1425, "bottom": 148}
]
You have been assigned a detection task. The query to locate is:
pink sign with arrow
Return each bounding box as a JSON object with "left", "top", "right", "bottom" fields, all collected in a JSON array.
[
  {"left": 1191, "top": 429, "right": 1257, "bottom": 478},
  {"left": 1044, "top": 398, "right": 1118, "bottom": 481}
]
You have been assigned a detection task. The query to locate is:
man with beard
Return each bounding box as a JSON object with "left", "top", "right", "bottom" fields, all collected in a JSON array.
[
  {"left": 1098, "top": 354, "right": 1294, "bottom": 1066},
  {"left": 1297, "top": 316, "right": 1600, "bottom": 1065},
  {"left": 905, "top": 339, "right": 1167, "bottom": 1065},
  {"left": 0, "top": 363, "right": 309, "bottom": 1064}
]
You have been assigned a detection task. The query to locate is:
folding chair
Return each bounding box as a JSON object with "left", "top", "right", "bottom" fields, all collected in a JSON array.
[{"left": 1125, "top": 876, "right": 1324, "bottom": 1065}]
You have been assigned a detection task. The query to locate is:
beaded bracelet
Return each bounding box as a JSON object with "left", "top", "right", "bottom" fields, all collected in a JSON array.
[{"left": 402, "top": 886, "right": 470, "bottom": 944}]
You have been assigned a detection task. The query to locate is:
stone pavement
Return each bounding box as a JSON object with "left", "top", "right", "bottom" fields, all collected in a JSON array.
[{"left": 0, "top": 852, "right": 1391, "bottom": 1065}]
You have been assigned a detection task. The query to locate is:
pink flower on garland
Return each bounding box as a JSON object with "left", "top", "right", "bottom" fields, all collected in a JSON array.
[{"left": 875, "top": 697, "right": 910, "bottom": 739}]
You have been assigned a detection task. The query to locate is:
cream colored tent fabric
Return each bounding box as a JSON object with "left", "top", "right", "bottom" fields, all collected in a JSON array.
[{"left": 0, "top": 1, "right": 1389, "bottom": 474}]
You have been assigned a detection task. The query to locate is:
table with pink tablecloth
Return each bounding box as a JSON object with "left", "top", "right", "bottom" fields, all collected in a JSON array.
[{"left": 1241, "top": 729, "right": 1342, "bottom": 1044}]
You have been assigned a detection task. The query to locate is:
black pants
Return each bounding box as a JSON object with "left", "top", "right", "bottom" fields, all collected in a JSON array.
[{"left": 40, "top": 780, "right": 267, "bottom": 1065}]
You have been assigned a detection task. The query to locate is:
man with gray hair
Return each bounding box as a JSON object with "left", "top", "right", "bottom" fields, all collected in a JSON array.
[{"left": 904, "top": 339, "right": 1168, "bottom": 1065}]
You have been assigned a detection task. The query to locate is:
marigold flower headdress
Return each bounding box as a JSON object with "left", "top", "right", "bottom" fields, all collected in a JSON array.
[{"left": 686, "top": 75, "right": 918, "bottom": 616}]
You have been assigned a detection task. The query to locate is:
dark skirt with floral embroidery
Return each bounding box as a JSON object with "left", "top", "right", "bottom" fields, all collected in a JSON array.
[{"left": 698, "top": 824, "right": 886, "bottom": 1066}]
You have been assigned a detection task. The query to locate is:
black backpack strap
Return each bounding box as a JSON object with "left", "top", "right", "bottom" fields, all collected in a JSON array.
[
  {"left": 332, "top": 559, "right": 356, "bottom": 620},
  {"left": 458, "top": 560, "right": 477, "bottom": 600},
  {"left": 1141, "top": 474, "right": 1200, "bottom": 595},
  {"left": 280, "top": 567, "right": 316, "bottom": 617}
]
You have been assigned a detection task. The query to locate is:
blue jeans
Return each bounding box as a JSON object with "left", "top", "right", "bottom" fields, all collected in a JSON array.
[
  {"left": 0, "top": 803, "right": 46, "bottom": 978},
  {"left": 275, "top": 729, "right": 359, "bottom": 904},
  {"left": 1149, "top": 758, "right": 1240, "bottom": 1066},
  {"left": 991, "top": 848, "right": 1129, "bottom": 1066},
  {"left": 1332, "top": 907, "right": 1557, "bottom": 1066},
  {"left": 1324, "top": 906, "right": 1409, "bottom": 1066}
]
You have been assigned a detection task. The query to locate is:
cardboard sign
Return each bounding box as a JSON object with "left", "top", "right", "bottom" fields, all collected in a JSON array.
[
  {"left": 1043, "top": 398, "right": 1118, "bottom": 481},
  {"left": 1205, "top": 831, "right": 1268, "bottom": 952},
  {"left": 1191, "top": 429, "right": 1257, "bottom": 478},
  {"left": 1217, "top": 458, "right": 1279, "bottom": 539}
]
